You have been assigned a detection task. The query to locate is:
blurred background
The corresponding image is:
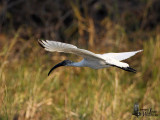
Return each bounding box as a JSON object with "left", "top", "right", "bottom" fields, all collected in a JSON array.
[{"left": 0, "top": 0, "right": 160, "bottom": 119}]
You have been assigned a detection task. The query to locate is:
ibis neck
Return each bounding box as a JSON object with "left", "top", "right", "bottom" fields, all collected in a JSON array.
[{"left": 68, "top": 60, "right": 85, "bottom": 67}]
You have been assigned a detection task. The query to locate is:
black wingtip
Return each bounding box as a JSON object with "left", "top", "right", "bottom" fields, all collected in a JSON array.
[{"left": 38, "top": 40, "right": 45, "bottom": 48}]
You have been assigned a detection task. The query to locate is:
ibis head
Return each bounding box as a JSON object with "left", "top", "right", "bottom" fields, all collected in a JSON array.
[{"left": 48, "top": 60, "right": 73, "bottom": 76}]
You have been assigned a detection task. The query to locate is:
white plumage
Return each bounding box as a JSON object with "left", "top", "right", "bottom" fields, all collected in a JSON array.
[
  {"left": 38, "top": 40, "right": 142, "bottom": 75},
  {"left": 101, "top": 50, "right": 142, "bottom": 61}
]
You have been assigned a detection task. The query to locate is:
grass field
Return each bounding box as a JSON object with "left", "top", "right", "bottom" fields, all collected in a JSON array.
[
  {"left": 1, "top": 1, "right": 160, "bottom": 119},
  {"left": 0, "top": 31, "right": 160, "bottom": 120}
]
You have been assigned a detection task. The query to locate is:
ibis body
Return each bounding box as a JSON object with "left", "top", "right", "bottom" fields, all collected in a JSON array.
[{"left": 38, "top": 40, "right": 142, "bottom": 75}]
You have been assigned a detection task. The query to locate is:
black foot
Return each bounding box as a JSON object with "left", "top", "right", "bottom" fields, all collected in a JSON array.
[
  {"left": 111, "top": 65, "right": 136, "bottom": 73},
  {"left": 120, "top": 67, "right": 136, "bottom": 73}
]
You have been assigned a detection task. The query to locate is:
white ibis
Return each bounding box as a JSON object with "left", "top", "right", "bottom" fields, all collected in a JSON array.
[{"left": 38, "top": 40, "right": 142, "bottom": 76}]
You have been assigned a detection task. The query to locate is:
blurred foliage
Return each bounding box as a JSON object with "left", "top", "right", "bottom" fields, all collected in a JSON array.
[
  {"left": 0, "top": 0, "right": 160, "bottom": 120},
  {"left": 0, "top": 0, "right": 160, "bottom": 44}
]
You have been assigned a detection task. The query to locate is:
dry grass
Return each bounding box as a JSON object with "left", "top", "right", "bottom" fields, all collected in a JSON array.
[
  {"left": 0, "top": 30, "right": 160, "bottom": 120},
  {"left": 0, "top": 1, "right": 160, "bottom": 119}
]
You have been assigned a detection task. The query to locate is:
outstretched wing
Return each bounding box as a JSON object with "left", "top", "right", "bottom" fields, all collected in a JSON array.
[
  {"left": 38, "top": 40, "right": 105, "bottom": 61},
  {"left": 101, "top": 50, "right": 143, "bottom": 61}
]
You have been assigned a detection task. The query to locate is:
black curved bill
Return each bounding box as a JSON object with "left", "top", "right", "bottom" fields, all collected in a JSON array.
[{"left": 48, "top": 62, "right": 64, "bottom": 76}]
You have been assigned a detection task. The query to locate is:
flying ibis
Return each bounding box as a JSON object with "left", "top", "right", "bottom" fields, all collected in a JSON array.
[{"left": 38, "top": 40, "right": 142, "bottom": 76}]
